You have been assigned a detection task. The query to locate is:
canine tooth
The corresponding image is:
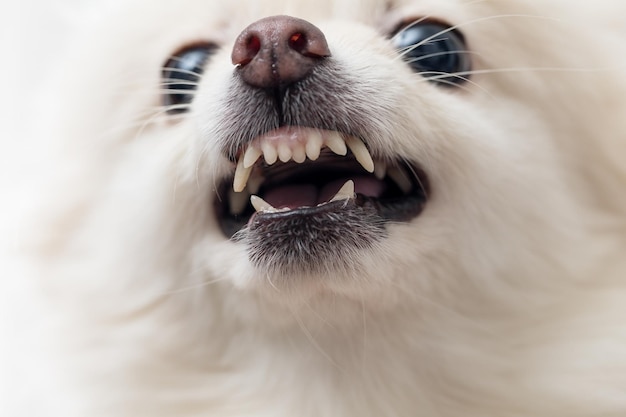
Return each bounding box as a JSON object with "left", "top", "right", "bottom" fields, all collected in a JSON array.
[
  {"left": 345, "top": 136, "right": 374, "bottom": 173},
  {"left": 326, "top": 133, "right": 347, "bottom": 156},
  {"left": 261, "top": 142, "right": 278, "bottom": 165},
  {"left": 247, "top": 175, "right": 264, "bottom": 194},
  {"left": 305, "top": 132, "right": 323, "bottom": 160},
  {"left": 388, "top": 167, "right": 412, "bottom": 194},
  {"left": 243, "top": 146, "right": 263, "bottom": 169},
  {"left": 233, "top": 157, "right": 253, "bottom": 192},
  {"left": 250, "top": 195, "right": 277, "bottom": 213},
  {"left": 374, "top": 160, "right": 387, "bottom": 180},
  {"left": 278, "top": 143, "right": 292, "bottom": 163},
  {"left": 229, "top": 189, "right": 250, "bottom": 215},
  {"left": 292, "top": 145, "right": 306, "bottom": 163},
  {"left": 330, "top": 180, "right": 355, "bottom": 202}
]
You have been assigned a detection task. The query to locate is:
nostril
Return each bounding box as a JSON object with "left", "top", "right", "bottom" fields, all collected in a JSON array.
[
  {"left": 233, "top": 35, "right": 262, "bottom": 67},
  {"left": 288, "top": 31, "right": 331, "bottom": 59},
  {"left": 246, "top": 36, "right": 261, "bottom": 58},
  {"left": 289, "top": 32, "right": 308, "bottom": 54}
]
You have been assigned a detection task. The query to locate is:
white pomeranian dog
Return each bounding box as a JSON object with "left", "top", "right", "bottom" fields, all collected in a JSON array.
[{"left": 3, "top": 0, "right": 626, "bottom": 416}]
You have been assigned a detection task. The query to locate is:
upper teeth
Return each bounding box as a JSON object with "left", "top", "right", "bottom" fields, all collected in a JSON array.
[
  {"left": 227, "top": 129, "right": 414, "bottom": 217},
  {"left": 233, "top": 130, "right": 374, "bottom": 192},
  {"left": 344, "top": 136, "right": 374, "bottom": 173}
]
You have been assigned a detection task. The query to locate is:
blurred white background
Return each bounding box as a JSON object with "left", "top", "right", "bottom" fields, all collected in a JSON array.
[
  {"left": 0, "top": 1, "right": 105, "bottom": 208},
  {"left": 3, "top": 1, "right": 101, "bottom": 118}
]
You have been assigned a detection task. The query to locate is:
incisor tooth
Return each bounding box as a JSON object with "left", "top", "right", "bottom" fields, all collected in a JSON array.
[
  {"left": 345, "top": 136, "right": 374, "bottom": 173},
  {"left": 330, "top": 180, "right": 355, "bottom": 202},
  {"left": 278, "top": 143, "right": 292, "bottom": 163},
  {"left": 243, "top": 146, "right": 263, "bottom": 168},
  {"left": 262, "top": 142, "right": 278, "bottom": 165},
  {"left": 229, "top": 189, "right": 250, "bottom": 215},
  {"left": 305, "top": 131, "right": 323, "bottom": 160},
  {"left": 374, "top": 160, "right": 387, "bottom": 180},
  {"left": 233, "top": 157, "right": 253, "bottom": 192},
  {"left": 388, "top": 167, "right": 412, "bottom": 194},
  {"left": 292, "top": 145, "right": 306, "bottom": 163},
  {"left": 326, "top": 133, "right": 347, "bottom": 156},
  {"left": 250, "top": 195, "right": 277, "bottom": 213}
]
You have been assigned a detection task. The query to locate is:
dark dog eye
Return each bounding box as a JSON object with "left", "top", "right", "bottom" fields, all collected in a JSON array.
[
  {"left": 162, "top": 43, "right": 217, "bottom": 114},
  {"left": 392, "top": 21, "right": 471, "bottom": 86}
]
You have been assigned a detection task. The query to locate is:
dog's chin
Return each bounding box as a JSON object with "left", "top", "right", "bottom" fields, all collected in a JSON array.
[
  {"left": 220, "top": 237, "right": 390, "bottom": 301},
  {"left": 216, "top": 246, "right": 405, "bottom": 327},
  {"left": 201, "top": 208, "right": 407, "bottom": 314}
]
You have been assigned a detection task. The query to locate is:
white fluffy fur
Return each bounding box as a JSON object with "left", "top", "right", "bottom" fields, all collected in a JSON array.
[{"left": 4, "top": 0, "right": 626, "bottom": 416}]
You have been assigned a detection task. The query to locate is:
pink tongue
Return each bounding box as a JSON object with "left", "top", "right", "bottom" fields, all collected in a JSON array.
[{"left": 263, "top": 177, "right": 386, "bottom": 209}]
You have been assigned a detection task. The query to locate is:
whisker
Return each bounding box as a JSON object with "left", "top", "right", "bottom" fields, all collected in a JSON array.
[
  {"left": 162, "top": 66, "right": 204, "bottom": 78},
  {"left": 360, "top": 293, "right": 368, "bottom": 372},
  {"left": 160, "top": 79, "right": 201, "bottom": 87},
  {"left": 425, "top": 64, "right": 625, "bottom": 83},
  {"left": 288, "top": 305, "right": 344, "bottom": 372},
  {"left": 196, "top": 134, "right": 226, "bottom": 200},
  {"left": 161, "top": 103, "right": 193, "bottom": 114},
  {"left": 395, "top": 39, "right": 451, "bottom": 62},
  {"left": 393, "top": 14, "right": 562, "bottom": 63},
  {"left": 92, "top": 104, "right": 191, "bottom": 143},
  {"left": 404, "top": 49, "right": 480, "bottom": 66},
  {"left": 415, "top": 70, "right": 493, "bottom": 96},
  {"left": 402, "top": 156, "right": 430, "bottom": 200},
  {"left": 131, "top": 106, "right": 179, "bottom": 144},
  {"left": 92, "top": 109, "right": 164, "bottom": 140},
  {"left": 301, "top": 300, "right": 338, "bottom": 330},
  {"left": 265, "top": 272, "right": 280, "bottom": 292},
  {"left": 165, "top": 275, "right": 231, "bottom": 295},
  {"left": 390, "top": 15, "right": 432, "bottom": 43},
  {"left": 92, "top": 85, "right": 199, "bottom": 97}
]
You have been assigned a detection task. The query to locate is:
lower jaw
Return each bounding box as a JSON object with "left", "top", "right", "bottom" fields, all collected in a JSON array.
[
  {"left": 230, "top": 195, "right": 426, "bottom": 274},
  {"left": 237, "top": 199, "right": 385, "bottom": 274}
]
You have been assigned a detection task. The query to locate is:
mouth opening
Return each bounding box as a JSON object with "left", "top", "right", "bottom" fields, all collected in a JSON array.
[{"left": 214, "top": 128, "right": 429, "bottom": 238}]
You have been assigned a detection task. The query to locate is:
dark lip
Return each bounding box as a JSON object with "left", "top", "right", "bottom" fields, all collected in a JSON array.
[{"left": 214, "top": 153, "right": 429, "bottom": 239}]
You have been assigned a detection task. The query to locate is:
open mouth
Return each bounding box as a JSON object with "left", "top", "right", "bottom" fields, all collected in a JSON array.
[{"left": 215, "top": 127, "right": 429, "bottom": 239}]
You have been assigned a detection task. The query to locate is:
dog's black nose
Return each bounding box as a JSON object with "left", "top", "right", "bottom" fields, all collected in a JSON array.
[{"left": 231, "top": 15, "right": 331, "bottom": 89}]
